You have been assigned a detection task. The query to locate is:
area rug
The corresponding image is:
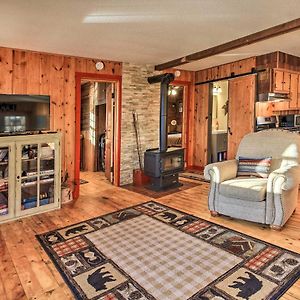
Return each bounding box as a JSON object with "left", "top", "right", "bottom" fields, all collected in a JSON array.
[{"left": 36, "top": 201, "right": 300, "bottom": 300}]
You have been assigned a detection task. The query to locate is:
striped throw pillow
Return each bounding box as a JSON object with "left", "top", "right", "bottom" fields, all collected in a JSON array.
[{"left": 237, "top": 157, "right": 272, "bottom": 178}]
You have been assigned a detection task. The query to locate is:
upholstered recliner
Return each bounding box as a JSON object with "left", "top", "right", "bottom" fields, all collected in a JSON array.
[{"left": 204, "top": 130, "right": 300, "bottom": 229}]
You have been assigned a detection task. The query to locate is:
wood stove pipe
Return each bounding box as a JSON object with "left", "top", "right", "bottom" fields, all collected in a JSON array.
[{"left": 147, "top": 73, "right": 175, "bottom": 152}]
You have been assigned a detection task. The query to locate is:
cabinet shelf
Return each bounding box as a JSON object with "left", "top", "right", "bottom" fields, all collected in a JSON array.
[
  {"left": 21, "top": 170, "right": 54, "bottom": 179},
  {"left": 22, "top": 157, "right": 37, "bottom": 162},
  {"left": 21, "top": 178, "right": 54, "bottom": 188},
  {"left": 22, "top": 173, "right": 38, "bottom": 179}
]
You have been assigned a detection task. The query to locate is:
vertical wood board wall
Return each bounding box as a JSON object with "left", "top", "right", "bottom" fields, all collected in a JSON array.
[{"left": 0, "top": 46, "right": 122, "bottom": 189}]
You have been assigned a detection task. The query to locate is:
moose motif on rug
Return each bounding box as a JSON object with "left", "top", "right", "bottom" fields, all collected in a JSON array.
[
  {"left": 160, "top": 211, "right": 178, "bottom": 222},
  {"left": 87, "top": 267, "right": 116, "bottom": 292},
  {"left": 228, "top": 271, "right": 263, "bottom": 299},
  {"left": 65, "top": 224, "right": 88, "bottom": 237}
]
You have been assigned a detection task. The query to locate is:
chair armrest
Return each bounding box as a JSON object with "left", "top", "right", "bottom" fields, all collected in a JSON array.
[
  {"left": 268, "top": 165, "right": 300, "bottom": 192},
  {"left": 204, "top": 160, "right": 238, "bottom": 183}
]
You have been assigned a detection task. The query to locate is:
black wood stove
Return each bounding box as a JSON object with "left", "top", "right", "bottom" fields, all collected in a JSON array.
[{"left": 144, "top": 73, "right": 184, "bottom": 191}]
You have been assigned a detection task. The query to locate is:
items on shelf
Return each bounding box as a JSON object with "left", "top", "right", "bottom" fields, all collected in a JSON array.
[
  {"left": 0, "top": 204, "right": 8, "bottom": 215},
  {"left": 22, "top": 195, "right": 51, "bottom": 210},
  {"left": 41, "top": 145, "right": 54, "bottom": 160},
  {"left": 0, "top": 192, "right": 8, "bottom": 215},
  {"left": 0, "top": 149, "right": 8, "bottom": 162},
  {"left": 0, "top": 179, "right": 8, "bottom": 191},
  {"left": 22, "top": 145, "right": 38, "bottom": 160}
]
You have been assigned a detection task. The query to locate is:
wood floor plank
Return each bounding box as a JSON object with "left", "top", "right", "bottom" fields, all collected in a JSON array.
[
  {"left": 0, "top": 229, "right": 26, "bottom": 300},
  {"left": 0, "top": 171, "right": 299, "bottom": 299}
]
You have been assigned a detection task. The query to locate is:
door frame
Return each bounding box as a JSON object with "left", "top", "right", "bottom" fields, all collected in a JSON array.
[
  {"left": 171, "top": 80, "right": 192, "bottom": 167},
  {"left": 74, "top": 73, "right": 122, "bottom": 199}
]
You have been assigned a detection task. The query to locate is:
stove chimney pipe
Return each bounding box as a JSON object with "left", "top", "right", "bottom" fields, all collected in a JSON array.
[{"left": 147, "top": 73, "right": 175, "bottom": 152}]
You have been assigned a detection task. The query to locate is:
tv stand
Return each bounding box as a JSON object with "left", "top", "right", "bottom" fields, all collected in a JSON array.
[{"left": 0, "top": 132, "right": 61, "bottom": 223}]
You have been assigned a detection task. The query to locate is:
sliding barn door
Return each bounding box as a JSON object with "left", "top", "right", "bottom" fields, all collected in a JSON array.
[
  {"left": 227, "top": 75, "right": 256, "bottom": 159},
  {"left": 105, "top": 83, "right": 115, "bottom": 182},
  {"left": 192, "top": 84, "right": 210, "bottom": 167}
]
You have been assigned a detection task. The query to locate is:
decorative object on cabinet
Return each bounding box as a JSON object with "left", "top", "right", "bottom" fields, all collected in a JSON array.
[{"left": 0, "top": 132, "right": 61, "bottom": 224}]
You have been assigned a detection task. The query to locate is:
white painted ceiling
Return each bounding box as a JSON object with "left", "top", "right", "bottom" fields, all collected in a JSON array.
[{"left": 0, "top": 0, "right": 300, "bottom": 71}]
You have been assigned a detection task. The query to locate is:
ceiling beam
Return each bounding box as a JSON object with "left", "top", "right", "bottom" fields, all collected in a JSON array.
[{"left": 155, "top": 18, "right": 300, "bottom": 71}]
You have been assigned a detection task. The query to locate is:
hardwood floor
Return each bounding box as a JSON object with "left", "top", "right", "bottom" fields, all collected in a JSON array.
[{"left": 0, "top": 171, "right": 299, "bottom": 299}]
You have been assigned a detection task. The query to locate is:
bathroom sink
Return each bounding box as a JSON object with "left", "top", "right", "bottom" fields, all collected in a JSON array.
[{"left": 212, "top": 130, "right": 227, "bottom": 134}]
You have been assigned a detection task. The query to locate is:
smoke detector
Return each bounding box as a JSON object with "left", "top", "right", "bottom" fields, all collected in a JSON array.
[{"left": 95, "top": 61, "right": 105, "bottom": 70}]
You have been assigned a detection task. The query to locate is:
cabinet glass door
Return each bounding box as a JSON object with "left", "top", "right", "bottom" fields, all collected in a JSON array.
[
  {"left": 39, "top": 143, "right": 55, "bottom": 206},
  {"left": 16, "top": 141, "right": 58, "bottom": 216},
  {"left": 20, "top": 144, "right": 38, "bottom": 210},
  {"left": 0, "top": 143, "right": 15, "bottom": 221}
]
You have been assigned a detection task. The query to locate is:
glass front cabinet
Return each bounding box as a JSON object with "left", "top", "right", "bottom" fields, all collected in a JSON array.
[{"left": 0, "top": 133, "right": 61, "bottom": 223}]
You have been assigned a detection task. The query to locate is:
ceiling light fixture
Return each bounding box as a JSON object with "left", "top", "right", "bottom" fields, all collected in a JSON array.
[{"left": 168, "top": 87, "right": 177, "bottom": 96}]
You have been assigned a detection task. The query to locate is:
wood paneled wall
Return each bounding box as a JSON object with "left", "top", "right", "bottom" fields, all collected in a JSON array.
[
  {"left": 0, "top": 46, "right": 122, "bottom": 188},
  {"left": 190, "top": 51, "right": 300, "bottom": 169}
]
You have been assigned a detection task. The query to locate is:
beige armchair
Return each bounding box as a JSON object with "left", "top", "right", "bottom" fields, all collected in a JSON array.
[{"left": 204, "top": 130, "right": 300, "bottom": 229}]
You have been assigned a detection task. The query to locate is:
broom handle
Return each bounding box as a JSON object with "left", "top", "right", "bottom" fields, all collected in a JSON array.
[{"left": 132, "top": 112, "right": 143, "bottom": 170}]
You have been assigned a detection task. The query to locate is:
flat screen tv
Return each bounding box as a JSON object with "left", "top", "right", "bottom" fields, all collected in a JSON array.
[{"left": 0, "top": 94, "right": 50, "bottom": 133}]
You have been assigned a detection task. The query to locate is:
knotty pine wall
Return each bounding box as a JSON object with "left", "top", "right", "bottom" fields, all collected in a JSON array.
[
  {"left": 191, "top": 52, "right": 300, "bottom": 169},
  {"left": 0, "top": 46, "right": 122, "bottom": 188}
]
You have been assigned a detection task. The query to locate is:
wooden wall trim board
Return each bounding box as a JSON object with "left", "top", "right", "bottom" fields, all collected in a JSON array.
[
  {"left": 0, "top": 46, "right": 122, "bottom": 196},
  {"left": 74, "top": 72, "right": 122, "bottom": 199}
]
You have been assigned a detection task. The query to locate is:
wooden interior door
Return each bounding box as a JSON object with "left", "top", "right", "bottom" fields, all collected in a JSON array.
[
  {"left": 193, "top": 84, "right": 210, "bottom": 167},
  {"left": 105, "top": 83, "right": 115, "bottom": 182},
  {"left": 227, "top": 75, "right": 256, "bottom": 159}
]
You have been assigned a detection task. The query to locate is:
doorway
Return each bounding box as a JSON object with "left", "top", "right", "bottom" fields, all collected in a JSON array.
[
  {"left": 167, "top": 85, "right": 184, "bottom": 148},
  {"left": 80, "top": 81, "right": 115, "bottom": 184},
  {"left": 74, "top": 73, "right": 122, "bottom": 199},
  {"left": 167, "top": 82, "right": 191, "bottom": 167},
  {"left": 208, "top": 80, "right": 229, "bottom": 163},
  {"left": 208, "top": 75, "right": 256, "bottom": 163}
]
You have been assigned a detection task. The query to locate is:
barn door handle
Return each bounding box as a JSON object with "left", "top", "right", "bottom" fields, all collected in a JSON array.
[{"left": 228, "top": 127, "right": 233, "bottom": 135}]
